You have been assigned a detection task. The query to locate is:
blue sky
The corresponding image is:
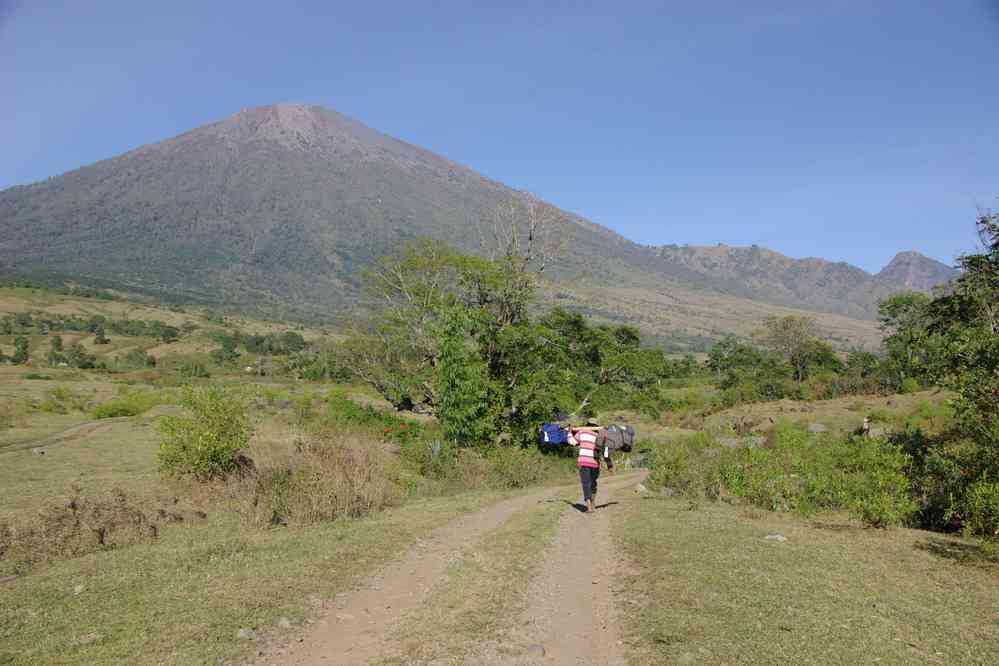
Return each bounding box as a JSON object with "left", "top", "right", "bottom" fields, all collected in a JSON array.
[{"left": 2, "top": 1, "right": 997, "bottom": 272}]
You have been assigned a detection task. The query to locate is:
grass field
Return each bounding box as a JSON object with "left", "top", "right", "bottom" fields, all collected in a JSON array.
[{"left": 614, "top": 494, "right": 999, "bottom": 665}]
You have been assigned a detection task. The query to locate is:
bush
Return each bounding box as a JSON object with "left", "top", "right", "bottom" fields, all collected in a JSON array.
[
  {"left": 964, "top": 480, "right": 999, "bottom": 540},
  {"left": 646, "top": 432, "right": 722, "bottom": 499},
  {"left": 900, "top": 377, "right": 921, "bottom": 394},
  {"left": 650, "top": 423, "right": 916, "bottom": 527},
  {"left": 841, "top": 438, "right": 917, "bottom": 528},
  {"left": 92, "top": 390, "right": 164, "bottom": 418},
  {"left": 159, "top": 384, "right": 251, "bottom": 480}
]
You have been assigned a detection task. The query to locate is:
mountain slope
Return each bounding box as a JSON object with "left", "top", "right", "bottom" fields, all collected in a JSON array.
[
  {"left": 647, "top": 244, "right": 955, "bottom": 320},
  {"left": 877, "top": 251, "right": 958, "bottom": 292},
  {"left": 0, "top": 103, "right": 944, "bottom": 347}
]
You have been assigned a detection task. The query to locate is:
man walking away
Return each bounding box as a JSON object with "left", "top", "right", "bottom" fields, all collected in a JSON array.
[{"left": 569, "top": 419, "right": 613, "bottom": 513}]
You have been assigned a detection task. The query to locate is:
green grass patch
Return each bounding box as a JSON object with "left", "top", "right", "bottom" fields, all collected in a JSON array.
[
  {"left": 614, "top": 494, "right": 999, "bottom": 665},
  {"left": 21, "top": 372, "right": 52, "bottom": 380}
]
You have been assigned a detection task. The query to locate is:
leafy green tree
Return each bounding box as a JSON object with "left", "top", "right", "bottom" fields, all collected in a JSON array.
[
  {"left": 64, "top": 343, "right": 96, "bottom": 369},
  {"left": 11, "top": 336, "right": 29, "bottom": 364},
  {"left": 47, "top": 335, "right": 66, "bottom": 366},
  {"left": 893, "top": 210, "right": 999, "bottom": 538},
  {"left": 211, "top": 337, "right": 240, "bottom": 365},
  {"left": 926, "top": 212, "right": 999, "bottom": 465},
  {"left": 878, "top": 292, "right": 938, "bottom": 389},
  {"left": 433, "top": 306, "right": 493, "bottom": 444},
  {"left": 707, "top": 336, "right": 765, "bottom": 378}
]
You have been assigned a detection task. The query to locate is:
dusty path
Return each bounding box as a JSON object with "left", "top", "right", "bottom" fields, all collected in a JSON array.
[
  {"left": 255, "top": 471, "right": 644, "bottom": 666},
  {"left": 479, "top": 471, "right": 641, "bottom": 665},
  {"left": 255, "top": 485, "right": 563, "bottom": 666},
  {"left": 0, "top": 417, "right": 130, "bottom": 454}
]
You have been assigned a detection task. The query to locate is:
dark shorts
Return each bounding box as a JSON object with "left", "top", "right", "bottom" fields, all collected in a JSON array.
[{"left": 580, "top": 466, "right": 600, "bottom": 502}]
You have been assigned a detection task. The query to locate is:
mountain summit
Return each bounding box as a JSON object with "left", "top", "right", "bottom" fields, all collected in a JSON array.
[
  {"left": 0, "top": 103, "right": 950, "bottom": 344},
  {"left": 876, "top": 251, "right": 958, "bottom": 292}
]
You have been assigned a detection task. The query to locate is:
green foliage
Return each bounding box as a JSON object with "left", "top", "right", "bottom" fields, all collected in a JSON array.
[
  {"left": 432, "top": 306, "right": 493, "bottom": 445},
  {"left": 343, "top": 241, "right": 678, "bottom": 445},
  {"left": 647, "top": 424, "right": 916, "bottom": 528},
  {"left": 159, "top": 385, "right": 251, "bottom": 480},
  {"left": 11, "top": 336, "right": 29, "bottom": 364},
  {"left": 63, "top": 343, "right": 96, "bottom": 369},
  {"left": 883, "top": 211, "right": 999, "bottom": 539},
  {"left": 964, "top": 481, "right": 999, "bottom": 539},
  {"left": 647, "top": 433, "right": 721, "bottom": 499}
]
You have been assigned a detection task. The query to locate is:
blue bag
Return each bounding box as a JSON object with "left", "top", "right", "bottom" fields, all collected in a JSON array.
[{"left": 539, "top": 423, "right": 569, "bottom": 447}]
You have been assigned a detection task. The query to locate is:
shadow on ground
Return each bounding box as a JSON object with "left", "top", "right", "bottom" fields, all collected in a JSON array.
[
  {"left": 562, "top": 500, "right": 620, "bottom": 513},
  {"left": 916, "top": 537, "right": 999, "bottom": 569}
]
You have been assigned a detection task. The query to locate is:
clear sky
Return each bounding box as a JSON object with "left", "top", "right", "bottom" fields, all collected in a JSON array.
[{"left": 2, "top": 1, "right": 997, "bottom": 272}]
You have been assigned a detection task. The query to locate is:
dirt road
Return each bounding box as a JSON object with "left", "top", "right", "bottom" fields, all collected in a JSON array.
[{"left": 255, "top": 472, "right": 643, "bottom": 665}]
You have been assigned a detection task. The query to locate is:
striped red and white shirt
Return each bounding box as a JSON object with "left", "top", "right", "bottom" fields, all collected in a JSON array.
[{"left": 569, "top": 428, "right": 601, "bottom": 469}]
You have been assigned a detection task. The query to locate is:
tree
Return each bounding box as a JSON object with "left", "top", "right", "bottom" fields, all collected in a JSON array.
[
  {"left": 64, "top": 343, "right": 95, "bottom": 369},
  {"left": 707, "top": 336, "right": 765, "bottom": 378},
  {"left": 878, "top": 292, "right": 937, "bottom": 389},
  {"left": 905, "top": 209, "right": 999, "bottom": 538},
  {"left": 755, "top": 315, "right": 819, "bottom": 383},
  {"left": 433, "top": 306, "right": 493, "bottom": 444},
  {"left": 11, "top": 336, "right": 29, "bottom": 364},
  {"left": 926, "top": 211, "right": 999, "bottom": 457},
  {"left": 211, "top": 337, "right": 240, "bottom": 365},
  {"left": 47, "top": 335, "right": 66, "bottom": 366}
]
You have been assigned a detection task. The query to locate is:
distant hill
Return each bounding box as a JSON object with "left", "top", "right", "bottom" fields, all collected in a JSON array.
[
  {"left": 0, "top": 103, "right": 951, "bottom": 349},
  {"left": 648, "top": 244, "right": 956, "bottom": 320},
  {"left": 876, "top": 251, "right": 958, "bottom": 293}
]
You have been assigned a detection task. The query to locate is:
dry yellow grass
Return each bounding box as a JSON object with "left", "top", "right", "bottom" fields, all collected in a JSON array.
[{"left": 551, "top": 281, "right": 883, "bottom": 349}]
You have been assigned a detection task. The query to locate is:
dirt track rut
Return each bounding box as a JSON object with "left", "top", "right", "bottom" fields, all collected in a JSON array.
[
  {"left": 256, "top": 486, "right": 561, "bottom": 665},
  {"left": 256, "top": 472, "right": 644, "bottom": 666}
]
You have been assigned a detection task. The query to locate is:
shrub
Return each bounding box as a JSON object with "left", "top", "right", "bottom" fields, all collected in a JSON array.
[
  {"left": 159, "top": 384, "right": 251, "bottom": 480},
  {"left": 653, "top": 423, "right": 916, "bottom": 527},
  {"left": 647, "top": 432, "right": 722, "bottom": 499},
  {"left": 22, "top": 372, "right": 51, "bottom": 380},
  {"left": 841, "top": 438, "right": 917, "bottom": 528},
  {"left": 900, "top": 377, "right": 921, "bottom": 394},
  {"left": 964, "top": 480, "right": 999, "bottom": 540}
]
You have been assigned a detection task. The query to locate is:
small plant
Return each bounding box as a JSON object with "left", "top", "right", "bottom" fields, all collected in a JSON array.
[{"left": 159, "top": 384, "right": 252, "bottom": 480}]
